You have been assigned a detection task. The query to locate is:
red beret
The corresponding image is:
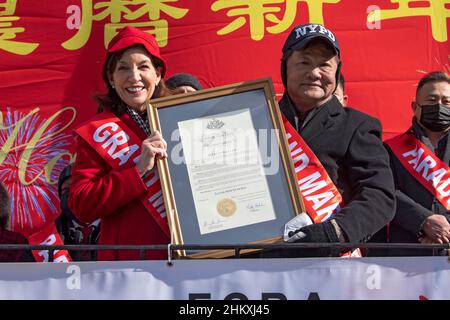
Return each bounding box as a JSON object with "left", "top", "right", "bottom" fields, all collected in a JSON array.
[{"left": 107, "top": 26, "right": 166, "bottom": 77}]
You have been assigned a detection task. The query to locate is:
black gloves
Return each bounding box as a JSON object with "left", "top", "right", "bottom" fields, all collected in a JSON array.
[{"left": 291, "top": 220, "right": 341, "bottom": 243}]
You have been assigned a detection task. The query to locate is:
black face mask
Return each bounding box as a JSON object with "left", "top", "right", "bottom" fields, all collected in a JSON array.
[{"left": 420, "top": 103, "right": 450, "bottom": 132}]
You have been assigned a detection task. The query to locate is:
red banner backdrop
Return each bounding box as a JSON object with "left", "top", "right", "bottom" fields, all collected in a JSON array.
[{"left": 0, "top": 0, "right": 448, "bottom": 244}]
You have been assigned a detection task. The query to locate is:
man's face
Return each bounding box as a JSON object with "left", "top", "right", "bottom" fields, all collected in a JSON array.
[
  {"left": 413, "top": 81, "right": 450, "bottom": 124},
  {"left": 286, "top": 40, "right": 338, "bottom": 112}
]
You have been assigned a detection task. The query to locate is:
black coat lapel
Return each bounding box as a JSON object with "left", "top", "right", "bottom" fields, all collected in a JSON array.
[
  {"left": 301, "top": 96, "right": 342, "bottom": 144},
  {"left": 279, "top": 94, "right": 297, "bottom": 129}
]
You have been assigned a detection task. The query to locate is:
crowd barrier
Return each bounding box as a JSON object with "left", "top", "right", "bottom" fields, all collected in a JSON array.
[
  {"left": 0, "top": 242, "right": 449, "bottom": 261},
  {"left": 0, "top": 243, "right": 448, "bottom": 300}
]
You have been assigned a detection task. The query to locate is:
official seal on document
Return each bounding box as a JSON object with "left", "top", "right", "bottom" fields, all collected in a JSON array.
[{"left": 217, "top": 198, "right": 236, "bottom": 217}]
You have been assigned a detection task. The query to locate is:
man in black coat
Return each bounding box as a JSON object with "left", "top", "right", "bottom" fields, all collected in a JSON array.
[
  {"left": 378, "top": 71, "right": 450, "bottom": 256},
  {"left": 280, "top": 24, "right": 395, "bottom": 251}
]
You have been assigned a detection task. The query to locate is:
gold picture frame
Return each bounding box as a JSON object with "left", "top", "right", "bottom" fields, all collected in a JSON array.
[{"left": 147, "top": 78, "right": 304, "bottom": 258}]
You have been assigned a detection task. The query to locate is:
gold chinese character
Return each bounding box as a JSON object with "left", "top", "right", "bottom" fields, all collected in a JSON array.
[
  {"left": 212, "top": 0, "right": 283, "bottom": 41},
  {"left": 267, "top": 0, "right": 340, "bottom": 34},
  {"left": 211, "top": 0, "right": 340, "bottom": 41},
  {"left": 62, "top": 0, "right": 189, "bottom": 50},
  {"left": 367, "top": 0, "right": 450, "bottom": 42},
  {"left": 0, "top": 0, "right": 39, "bottom": 55}
]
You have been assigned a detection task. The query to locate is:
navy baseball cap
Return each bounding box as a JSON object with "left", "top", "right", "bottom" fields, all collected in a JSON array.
[{"left": 282, "top": 24, "right": 340, "bottom": 58}]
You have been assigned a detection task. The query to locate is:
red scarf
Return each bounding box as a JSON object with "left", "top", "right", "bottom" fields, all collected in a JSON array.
[{"left": 76, "top": 112, "right": 169, "bottom": 236}]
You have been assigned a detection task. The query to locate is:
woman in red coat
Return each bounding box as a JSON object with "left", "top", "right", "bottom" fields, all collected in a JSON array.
[{"left": 69, "top": 26, "right": 171, "bottom": 261}]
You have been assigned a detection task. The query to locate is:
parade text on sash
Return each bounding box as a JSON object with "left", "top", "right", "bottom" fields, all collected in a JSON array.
[
  {"left": 283, "top": 116, "right": 360, "bottom": 258},
  {"left": 283, "top": 117, "right": 343, "bottom": 222},
  {"left": 28, "top": 223, "right": 72, "bottom": 263},
  {"left": 386, "top": 131, "right": 450, "bottom": 210},
  {"left": 76, "top": 113, "right": 169, "bottom": 236}
]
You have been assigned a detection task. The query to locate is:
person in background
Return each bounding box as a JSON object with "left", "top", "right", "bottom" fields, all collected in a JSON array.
[
  {"left": 68, "top": 26, "right": 172, "bottom": 261},
  {"left": 278, "top": 23, "right": 395, "bottom": 256},
  {"left": 56, "top": 164, "right": 100, "bottom": 261},
  {"left": 166, "top": 72, "right": 202, "bottom": 93},
  {"left": 0, "top": 182, "right": 34, "bottom": 262},
  {"left": 334, "top": 73, "right": 348, "bottom": 106},
  {"left": 377, "top": 71, "right": 450, "bottom": 256}
]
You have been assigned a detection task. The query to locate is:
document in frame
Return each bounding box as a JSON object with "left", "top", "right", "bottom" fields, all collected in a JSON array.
[{"left": 178, "top": 109, "right": 276, "bottom": 235}]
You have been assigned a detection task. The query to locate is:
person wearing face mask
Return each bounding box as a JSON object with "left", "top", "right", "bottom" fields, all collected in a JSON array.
[
  {"left": 68, "top": 26, "right": 172, "bottom": 261},
  {"left": 378, "top": 71, "right": 450, "bottom": 256}
]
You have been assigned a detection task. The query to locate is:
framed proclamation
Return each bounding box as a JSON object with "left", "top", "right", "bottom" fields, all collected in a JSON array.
[{"left": 147, "top": 78, "right": 304, "bottom": 258}]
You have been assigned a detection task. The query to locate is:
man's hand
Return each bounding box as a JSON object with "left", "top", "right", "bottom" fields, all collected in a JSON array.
[
  {"left": 289, "top": 220, "right": 341, "bottom": 243},
  {"left": 420, "top": 214, "right": 450, "bottom": 244},
  {"left": 418, "top": 235, "right": 437, "bottom": 244}
]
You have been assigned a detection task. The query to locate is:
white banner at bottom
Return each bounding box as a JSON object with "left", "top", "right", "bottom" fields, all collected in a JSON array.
[{"left": 0, "top": 256, "right": 448, "bottom": 299}]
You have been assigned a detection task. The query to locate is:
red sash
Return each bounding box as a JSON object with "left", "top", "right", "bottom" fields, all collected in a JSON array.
[
  {"left": 386, "top": 130, "right": 450, "bottom": 210},
  {"left": 75, "top": 112, "right": 169, "bottom": 237},
  {"left": 283, "top": 116, "right": 360, "bottom": 258},
  {"left": 28, "top": 223, "right": 72, "bottom": 262},
  {"left": 283, "top": 116, "right": 343, "bottom": 222}
]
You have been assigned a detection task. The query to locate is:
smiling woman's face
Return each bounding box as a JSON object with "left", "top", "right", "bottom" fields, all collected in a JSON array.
[
  {"left": 286, "top": 40, "right": 338, "bottom": 113},
  {"left": 110, "top": 46, "right": 161, "bottom": 113}
]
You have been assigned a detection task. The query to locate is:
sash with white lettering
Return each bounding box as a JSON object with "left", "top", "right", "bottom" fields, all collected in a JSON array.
[
  {"left": 28, "top": 223, "right": 72, "bottom": 263},
  {"left": 283, "top": 115, "right": 360, "bottom": 257},
  {"left": 386, "top": 130, "right": 450, "bottom": 210},
  {"left": 75, "top": 112, "right": 169, "bottom": 237},
  {"left": 283, "top": 116, "right": 343, "bottom": 222}
]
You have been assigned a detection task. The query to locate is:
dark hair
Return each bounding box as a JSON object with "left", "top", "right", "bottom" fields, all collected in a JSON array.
[
  {"left": 0, "top": 182, "right": 10, "bottom": 228},
  {"left": 95, "top": 44, "right": 173, "bottom": 115},
  {"left": 416, "top": 71, "right": 450, "bottom": 95},
  {"left": 58, "top": 164, "right": 72, "bottom": 199},
  {"left": 338, "top": 73, "right": 345, "bottom": 91},
  {"left": 166, "top": 73, "right": 202, "bottom": 91}
]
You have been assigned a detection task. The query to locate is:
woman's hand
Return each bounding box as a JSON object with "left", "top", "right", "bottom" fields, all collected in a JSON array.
[{"left": 136, "top": 130, "right": 167, "bottom": 176}]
